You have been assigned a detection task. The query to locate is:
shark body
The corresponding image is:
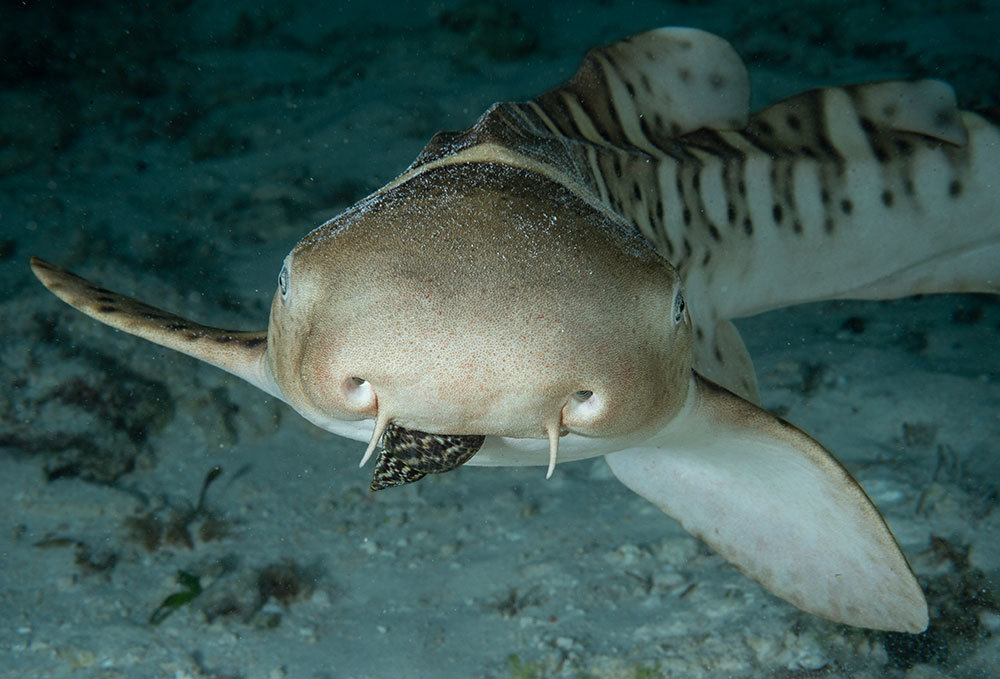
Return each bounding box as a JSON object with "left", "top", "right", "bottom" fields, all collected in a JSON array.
[{"left": 31, "top": 28, "right": 1000, "bottom": 633}]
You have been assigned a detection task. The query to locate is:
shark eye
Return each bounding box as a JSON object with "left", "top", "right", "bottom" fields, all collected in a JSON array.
[
  {"left": 673, "top": 289, "right": 686, "bottom": 324},
  {"left": 278, "top": 263, "right": 289, "bottom": 298}
]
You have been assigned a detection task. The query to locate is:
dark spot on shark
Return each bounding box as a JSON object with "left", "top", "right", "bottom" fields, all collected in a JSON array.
[
  {"left": 949, "top": 179, "right": 963, "bottom": 197},
  {"left": 934, "top": 109, "right": 955, "bottom": 129},
  {"left": 817, "top": 134, "right": 838, "bottom": 160}
]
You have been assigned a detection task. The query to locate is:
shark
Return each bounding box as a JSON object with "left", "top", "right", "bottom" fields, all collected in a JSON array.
[{"left": 30, "top": 27, "right": 1000, "bottom": 634}]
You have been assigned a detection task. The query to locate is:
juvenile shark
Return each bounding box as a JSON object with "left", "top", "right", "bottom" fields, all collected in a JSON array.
[{"left": 31, "top": 27, "right": 1000, "bottom": 633}]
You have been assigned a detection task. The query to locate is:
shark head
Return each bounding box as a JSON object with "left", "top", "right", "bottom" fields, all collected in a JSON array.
[{"left": 265, "top": 162, "right": 692, "bottom": 465}]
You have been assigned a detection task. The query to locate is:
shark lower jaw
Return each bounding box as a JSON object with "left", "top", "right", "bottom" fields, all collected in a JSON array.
[
  {"left": 362, "top": 423, "right": 651, "bottom": 487},
  {"left": 367, "top": 423, "right": 650, "bottom": 490}
]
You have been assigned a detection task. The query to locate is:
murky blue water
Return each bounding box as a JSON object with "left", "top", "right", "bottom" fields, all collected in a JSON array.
[{"left": 2, "top": 1, "right": 998, "bottom": 677}]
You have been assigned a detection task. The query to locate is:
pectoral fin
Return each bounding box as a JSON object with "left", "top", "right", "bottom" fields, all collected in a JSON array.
[
  {"left": 605, "top": 372, "right": 927, "bottom": 633},
  {"left": 30, "top": 257, "right": 277, "bottom": 398}
]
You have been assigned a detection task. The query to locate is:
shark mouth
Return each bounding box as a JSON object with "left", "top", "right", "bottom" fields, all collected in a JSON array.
[{"left": 368, "top": 424, "right": 485, "bottom": 491}]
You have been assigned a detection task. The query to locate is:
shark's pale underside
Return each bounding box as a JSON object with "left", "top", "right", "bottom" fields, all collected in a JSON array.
[{"left": 31, "top": 27, "right": 1000, "bottom": 633}]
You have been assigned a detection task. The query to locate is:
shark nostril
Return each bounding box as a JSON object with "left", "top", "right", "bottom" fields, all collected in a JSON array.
[
  {"left": 341, "top": 376, "right": 376, "bottom": 414},
  {"left": 563, "top": 389, "right": 603, "bottom": 432}
]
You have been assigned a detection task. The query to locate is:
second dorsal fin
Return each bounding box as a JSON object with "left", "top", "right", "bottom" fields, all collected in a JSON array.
[{"left": 525, "top": 27, "right": 750, "bottom": 154}]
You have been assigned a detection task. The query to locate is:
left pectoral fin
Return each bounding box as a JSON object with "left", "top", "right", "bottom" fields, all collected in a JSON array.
[
  {"left": 605, "top": 373, "right": 927, "bottom": 633},
  {"left": 30, "top": 257, "right": 278, "bottom": 399}
]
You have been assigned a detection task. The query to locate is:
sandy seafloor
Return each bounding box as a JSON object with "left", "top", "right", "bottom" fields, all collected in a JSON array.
[{"left": 1, "top": 1, "right": 999, "bottom": 677}]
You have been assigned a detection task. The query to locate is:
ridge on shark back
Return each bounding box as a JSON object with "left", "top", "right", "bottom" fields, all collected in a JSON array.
[{"left": 30, "top": 27, "right": 1000, "bottom": 633}]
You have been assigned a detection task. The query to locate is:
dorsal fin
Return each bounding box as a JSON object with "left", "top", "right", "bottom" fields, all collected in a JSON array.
[
  {"left": 845, "top": 80, "right": 967, "bottom": 145},
  {"left": 397, "top": 28, "right": 753, "bottom": 223},
  {"left": 745, "top": 79, "right": 968, "bottom": 155},
  {"left": 523, "top": 27, "right": 750, "bottom": 154}
]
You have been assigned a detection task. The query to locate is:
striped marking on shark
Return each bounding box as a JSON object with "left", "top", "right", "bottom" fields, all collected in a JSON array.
[{"left": 30, "top": 27, "right": 999, "bottom": 633}]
